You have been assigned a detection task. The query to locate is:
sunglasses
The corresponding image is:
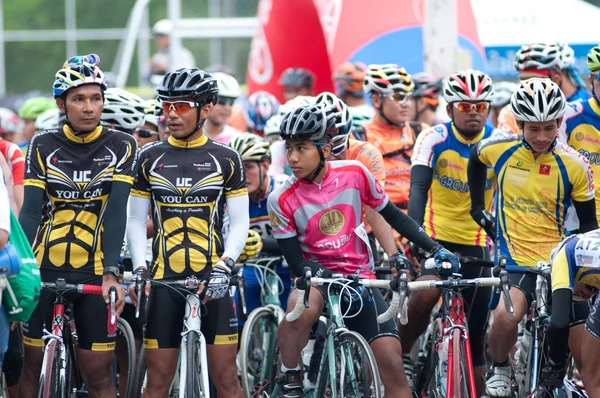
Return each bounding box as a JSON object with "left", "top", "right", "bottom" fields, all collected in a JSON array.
[
  {"left": 218, "top": 97, "right": 235, "bottom": 106},
  {"left": 593, "top": 72, "right": 600, "bottom": 81},
  {"left": 162, "top": 100, "right": 198, "bottom": 114},
  {"left": 453, "top": 102, "right": 490, "bottom": 113},
  {"left": 136, "top": 128, "right": 159, "bottom": 138},
  {"left": 65, "top": 53, "right": 100, "bottom": 66},
  {"left": 385, "top": 92, "right": 412, "bottom": 104}
]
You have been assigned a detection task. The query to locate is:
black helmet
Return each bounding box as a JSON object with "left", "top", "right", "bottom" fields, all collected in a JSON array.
[
  {"left": 279, "top": 103, "right": 337, "bottom": 141},
  {"left": 279, "top": 68, "right": 315, "bottom": 88},
  {"left": 157, "top": 68, "right": 219, "bottom": 105}
]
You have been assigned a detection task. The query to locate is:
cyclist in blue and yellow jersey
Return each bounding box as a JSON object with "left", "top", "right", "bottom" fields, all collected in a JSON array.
[
  {"left": 18, "top": 54, "right": 138, "bottom": 397},
  {"left": 498, "top": 42, "right": 591, "bottom": 135},
  {"left": 404, "top": 69, "right": 497, "bottom": 395},
  {"left": 540, "top": 230, "right": 600, "bottom": 394},
  {"left": 558, "top": 44, "right": 600, "bottom": 226},
  {"left": 468, "top": 78, "right": 598, "bottom": 397},
  {"left": 126, "top": 68, "right": 248, "bottom": 398}
]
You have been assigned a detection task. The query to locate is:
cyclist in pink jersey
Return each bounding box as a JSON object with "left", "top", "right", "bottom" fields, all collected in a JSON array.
[{"left": 267, "top": 103, "right": 459, "bottom": 398}]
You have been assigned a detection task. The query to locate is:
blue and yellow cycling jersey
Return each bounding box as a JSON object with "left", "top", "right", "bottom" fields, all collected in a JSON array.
[
  {"left": 552, "top": 230, "right": 600, "bottom": 291},
  {"left": 559, "top": 98, "right": 600, "bottom": 223},
  {"left": 567, "top": 87, "right": 592, "bottom": 103},
  {"left": 411, "top": 121, "right": 497, "bottom": 246},
  {"left": 475, "top": 133, "right": 595, "bottom": 270}
]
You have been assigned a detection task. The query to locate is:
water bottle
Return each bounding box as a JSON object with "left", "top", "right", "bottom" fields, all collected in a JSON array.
[
  {"left": 514, "top": 321, "right": 531, "bottom": 390},
  {"left": 437, "top": 335, "right": 449, "bottom": 391}
]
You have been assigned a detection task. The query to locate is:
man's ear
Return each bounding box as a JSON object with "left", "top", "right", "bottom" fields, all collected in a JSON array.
[
  {"left": 56, "top": 97, "right": 66, "bottom": 113},
  {"left": 371, "top": 94, "right": 381, "bottom": 109},
  {"left": 201, "top": 103, "right": 214, "bottom": 119},
  {"left": 446, "top": 104, "right": 453, "bottom": 119}
]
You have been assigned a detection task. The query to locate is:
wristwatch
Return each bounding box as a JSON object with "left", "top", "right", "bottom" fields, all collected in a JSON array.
[
  {"left": 217, "top": 257, "right": 235, "bottom": 273},
  {"left": 103, "top": 265, "right": 121, "bottom": 279}
]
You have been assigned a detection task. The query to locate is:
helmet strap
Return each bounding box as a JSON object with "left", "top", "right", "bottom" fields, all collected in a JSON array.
[
  {"left": 180, "top": 103, "right": 204, "bottom": 141},
  {"left": 303, "top": 143, "right": 326, "bottom": 184},
  {"left": 377, "top": 94, "right": 405, "bottom": 129}
]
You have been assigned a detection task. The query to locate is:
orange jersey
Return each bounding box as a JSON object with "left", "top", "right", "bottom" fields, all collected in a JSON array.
[
  {"left": 497, "top": 104, "right": 521, "bottom": 135},
  {"left": 365, "top": 119, "right": 428, "bottom": 206},
  {"left": 228, "top": 103, "right": 248, "bottom": 132}
]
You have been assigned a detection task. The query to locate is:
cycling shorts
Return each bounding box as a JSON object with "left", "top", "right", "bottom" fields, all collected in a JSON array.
[
  {"left": 2, "top": 327, "right": 22, "bottom": 386},
  {"left": 23, "top": 270, "right": 116, "bottom": 351},
  {"left": 143, "top": 284, "right": 238, "bottom": 349},
  {"left": 311, "top": 284, "right": 399, "bottom": 344},
  {"left": 420, "top": 240, "right": 492, "bottom": 337},
  {"left": 585, "top": 295, "right": 600, "bottom": 339},
  {"left": 510, "top": 272, "right": 590, "bottom": 327}
]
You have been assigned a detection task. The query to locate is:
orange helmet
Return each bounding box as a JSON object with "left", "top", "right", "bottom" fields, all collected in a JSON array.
[{"left": 333, "top": 62, "right": 367, "bottom": 94}]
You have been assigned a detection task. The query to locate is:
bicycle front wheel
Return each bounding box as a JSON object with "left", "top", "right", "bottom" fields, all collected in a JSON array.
[
  {"left": 239, "top": 307, "right": 279, "bottom": 398},
  {"left": 451, "top": 328, "right": 474, "bottom": 398},
  {"left": 316, "top": 330, "right": 382, "bottom": 398},
  {"left": 184, "top": 333, "right": 202, "bottom": 398},
  {"left": 116, "top": 317, "right": 137, "bottom": 398},
  {"left": 38, "top": 340, "right": 66, "bottom": 398}
]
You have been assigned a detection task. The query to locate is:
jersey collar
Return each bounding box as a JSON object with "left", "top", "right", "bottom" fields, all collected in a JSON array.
[
  {"left": 63, "top": 125, "right": 103, "bottom": 144},
  {"left": 450, "top": 123, "right": 485, "bottom": 145},
  {"left": 168, "top": 133, "right": 208, "bottom": 148}
]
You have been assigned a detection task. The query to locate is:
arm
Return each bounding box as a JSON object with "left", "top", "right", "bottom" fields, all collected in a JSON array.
[
  {"left": 127, "top": 195, "right": 151, "bottom": 271},
  {"left": 467, "top": 145, "right": 488, "bottom": 215},
  {"left": 407, "top": 165, "right": 433, "bottom": 226},
  {"left": 13, "top": 184, "right": 23, "bottom": 214},
  {"left": 547, "top": 288, "right": 572, "bottom": 364},
  {"left": 275, "top": 236, "right": 332, "bottom": 278},
  {"left": 0, "top": 168, "right": 9, "bottom": 250},
  {"left": 573, "top": 199, "right": 598, "bottom": 233},
  {"left": 223, "top": 195, "right": 250, "bottom": 262},
  {"left": 378, "top": 201, "right": 436, "bottom": 252},
  {"left": 261, "top": 237, "right": 281, "bottom": 254},
  {"left": 0, "top": 155, "right": 18, "bottom": 215},
  {"left": 18, "top": 186, "right": 44, "bottom": 245},
  {"left": 102, "top": 182, "right": 132, "bottom": 270},
  {"left": 364, "top": 206, "right": 397, "bottom": 256}
]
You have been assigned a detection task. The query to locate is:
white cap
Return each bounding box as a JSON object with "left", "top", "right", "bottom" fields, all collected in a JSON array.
[
  {"left": 153, "top": 19, "right": 173, "bottom": 36},
  {"left": 213, "top": 72, "right": 241, "bottom": 98}
]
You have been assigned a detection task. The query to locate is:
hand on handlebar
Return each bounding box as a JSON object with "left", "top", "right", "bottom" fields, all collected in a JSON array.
[
  {"left": 430, "top": 245, "right": 461, "bottom": 276},
  {"left": 127, "top": 267, "right": 151, "bottom": 307},
  {"left": 102, "top": 275, "right": 126, "bottom": 316}
]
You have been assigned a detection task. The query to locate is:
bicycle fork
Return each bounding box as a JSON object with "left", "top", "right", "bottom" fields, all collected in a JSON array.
[{"left": 180, "top": 293, "right": 210, "bottom": 397}]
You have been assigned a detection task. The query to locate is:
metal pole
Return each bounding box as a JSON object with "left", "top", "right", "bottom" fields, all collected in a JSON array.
[
  {"left": 168, "top": 0, "right": 183, "bottom": 72},
  {"left": 0, "top": 0, "right": 6, "bottom": 96},
  {"left": 422, "top": 0, "right": 459, "bottom": 77},
  {"left": 65, "top": 0, "right": 77, "bottom": 57},
  {"left": 116, "top": 0, "right": 150, "bottom": 88},
  {"left": 208, "top": 0, "right": 222, "bottom": 67},
  {"left": 138, "top": 6, "right": 150, "bottom": 87}
]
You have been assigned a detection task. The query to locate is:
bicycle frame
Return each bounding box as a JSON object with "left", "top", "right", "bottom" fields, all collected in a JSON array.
[
  {"left": 179, "top": 293, "right": 210, "bottom": 397},
  {"left": 39, "top": 301, "right": 69, "bottom": 396}
]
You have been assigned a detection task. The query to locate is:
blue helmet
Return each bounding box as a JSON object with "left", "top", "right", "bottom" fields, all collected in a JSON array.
[{"left": 244, "top": 91, "right": 280, "bottom": 132}]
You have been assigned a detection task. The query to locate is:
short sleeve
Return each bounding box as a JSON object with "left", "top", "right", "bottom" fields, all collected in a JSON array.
[
  {"left": 356, "top": 142, "right": 386, "bottom": 186},
  {"left": 551, "top": 244, "right": 572, "bottom": 291},
  {"left": 113, "top": 135, "right": 139, "bottom": 185},
  {"left": 357, "top": 163, "right": 389, "bottom": 211},
  {"left": 475, "top": 133, "right": 517, "bottom": 167},
  {"left": 497, "top": 105, "right": 520, "bottom": 135},
  {"left": 224, "top": 149, "right": 248, "bottom": 199},
  {"left": 267, "top": 190, "right": 297, "bottom": 239},
  {"left": 411, "top": 125, "right": 447, "bottom": 169},
  {"left": 0, "top": 167, "right": 9, "bottom": 233},
  {"left": 131, "top": 149, "right": 151, "bottom": 199},
  {"left": 6, "top": 143, "right": 24, "bottom": 185},
  {"left": 23, "top": 132, "right": 47, "bottom": 190},
  {"left": 558, "top": 101, "right": 582, "bottom": 143},
  {"left": 570, "top": 155, "right": 595, "bottom": 203}
]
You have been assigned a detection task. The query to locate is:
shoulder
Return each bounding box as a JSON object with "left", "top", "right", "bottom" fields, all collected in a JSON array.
[
  {"left": 478, "top": 132, "right": 521, "bottom": 152},
  {"left": 416, "top": 123, "right": 450, "bottom": 144},
  {"left": 554, "top": 141, "right": 590, "bottom": 169},
  {"left": 209, "top": 138, "right": 244, "bottom": 159},
  {"left": 30, "top": 129, "right": 61, "bottom": 143},
  {"left": 267, "top": 177, "right": 296, "bottom": 206},
  {"left": 104, "top": 128, "right": 137, "bottom": 144},
  {"left": 564, "top": 100, "right": 585, "bottom": 121}
]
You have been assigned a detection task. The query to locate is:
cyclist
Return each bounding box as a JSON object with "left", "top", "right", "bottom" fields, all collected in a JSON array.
[
  {"left": 134, "top": 113, "right": 161, "bottom": 148},
  {"left": 18, "top": 55, "right": 137, "bottom": 397},
  {"left": 404, "top": 69, "right": 497, "bottom": 394},
  {"left": 489, "top": 81, "right": 517, "bottom": 128},
  {"left": 100, "top": 87, "right": 147, "bottom": 133},
  {"left": 408, "top": 72, "right": 443, "bottom": 127},
  {"left": 149, "top": 19, "right": 196, "bottom": 77},
  {"left": 204, "top": 72, "right": 244, "bottom": 144},
  {"left": 364, "top": 64, "right": 429, "bottom": 212},
  {"left": 126, "top": 68, "right": 248, "bottom": 398},
  {"left": 34, "top": 107, "right": 64, "bottom": 132},
  {"left": 229, "top": 133, "right": 291, "bottom": 319},
  {"left": 0, "top": 108, "right": 22, "bottom": 144},
  {"left": 17, "top": 96, "right": 57, "bottom": 154},
  {"left": 279, "top": 67, "right": 315, "bottom": 102},
  {"left": 468, "top": 78, "right": 598, "bottom": 397},
  {"left": 316, "top": 91, "right": 398, "bottom": 262},
  {"left": 332, "top": 61, "right": 375, "bottom": 133},
  {"left": 243, "top": 90, "right": 280, "bottom": 137},
  {"left": 498, "top": 42, "right": 589, "bottom": 135},
  {"left": 0, "top": 127, "right": 24, "bottom": 211},
  {"left": 558, "top": 44, "right": 600, "bottom": 226},
  {"left": 268, "top": 102, "right": 460, "bottom": 398},
  {"left": 539, "top": 231, "right": 600, "bottom": 394}
]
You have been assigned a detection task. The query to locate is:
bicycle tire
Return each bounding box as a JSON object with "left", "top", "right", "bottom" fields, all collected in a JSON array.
[
  {"left": 418, "top": 318, "right": 443, "bottom": 397},
  {"left": 239, "top": 307, "right": 279, "bottom": 398},
  {"left": 316, "top": 330, "right": 382, "bottom": 398},
  {"left": 116, "top": 317, "right": 137, "bottom": 398},
  {"left": 185, "top": 332, "right": 202, "bottom": 398},
  {"left": 132, "top": 347, "right": 146, "bottom": 398},
  {"left": 38, "top": 340, "right": 64, "bottom": 398},
  {"left": 451, "top": 328, "right": 471, "bottom": 398}
]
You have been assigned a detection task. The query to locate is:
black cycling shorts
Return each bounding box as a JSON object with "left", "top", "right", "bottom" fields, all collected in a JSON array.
[
  {"left": 23, "top": 269, "right": 116, "bottom": 351},
  {"left": 585, "top": 295, "right": 600, "bottom": 339},
  {"left": 420, "top": 240, "right": 492, "bottom": 337},
  {"left": 311, "top": 284, "right": 399, "bottom": 344},
  {"left": 510, "top": 272, "right": 590, "bottom": 327},
  {"left": 3, "top": 327, "right": 22, "bottom": 387},
  {"left": 144, "top": 284, "right": 238, "bottom": 349}
]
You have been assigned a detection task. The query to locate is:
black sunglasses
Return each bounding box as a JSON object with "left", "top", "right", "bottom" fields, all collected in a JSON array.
[
  {"left": 218, "top": 97, "right": 235, "bottom": 106},
  {"left": 136, "top": 128, "right": 159, "bottom": 138}
]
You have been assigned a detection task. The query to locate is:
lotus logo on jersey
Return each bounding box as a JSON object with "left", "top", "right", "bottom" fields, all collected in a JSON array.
[
  {"left": 575, "top": 132, "right": 585, "bottom": 141},
  {"left": 539, "top": 164, "right": 551, "bottom": 175},
  {"left": 318, "top": 209, "right": 344, "bottom": 236},
  {"left": 269, "top": 211, "right": 281, "bottom": 228}
]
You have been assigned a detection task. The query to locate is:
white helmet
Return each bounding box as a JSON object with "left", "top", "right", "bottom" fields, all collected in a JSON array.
[
  {"left": 363, "top": 64, "right": 414, "bottom": 95},
  {"left": 491, "top": 81, "right": 519, "bottom": 108},
  {"left": 101, "top": 88, "right": 147, "bottom": 131},
  {"left": 514, "top": 43, "right": 575, "bottom": 71},
  {"left": 35, "top": 108, "right": 62, "bottom": 131},
  {"left": 264, "top": 96, "right": 316, "bottom": 142},
  {"left": 0, "top": 108, "right": 21, "bottom": 135},
  {"left": 213, "top": 72, "right": 241, "bottom": 99},
  {"left": 443, "top": 69, "right": 494, "bottom": 103},
  {"left": 314, "top": 92, "right": 352, "bottom": 134},
  {"left": 511, "top": 78, "right": 566, "bottom": 122},
  {"left": 153, "top": 19, "right": 173, "bottom": 36}
]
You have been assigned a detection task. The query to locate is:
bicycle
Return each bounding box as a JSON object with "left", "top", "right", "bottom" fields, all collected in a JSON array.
[
  {"left": 130, "top": 270, "right": 247, "bottom": 398},
  {"left": 37, "top": 278, "right": 121, "bottom": 398},
  {"left": 393, "top": 256, "right": 515, "bottom": 398},
  {"left": 238, "top": 256, "right": 286, "bottom": 398},
  {"left": 272, "top": 269, "right": 390, "bottom": 398},
  {"left": 513, "top": 263, "right": 589, "bottom": 398}
]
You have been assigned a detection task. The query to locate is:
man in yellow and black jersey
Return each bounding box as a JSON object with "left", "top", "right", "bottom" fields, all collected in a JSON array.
[
  {"left": 126, "top": 68, "right": 248, "bottom": 398},
  {"left": 18, "top": 55, "right": 138, "bottom": 397}
]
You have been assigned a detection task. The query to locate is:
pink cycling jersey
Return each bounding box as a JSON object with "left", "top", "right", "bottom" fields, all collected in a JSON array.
[{"left": 267, "top": 160, "right": 388, "bottom": 278}]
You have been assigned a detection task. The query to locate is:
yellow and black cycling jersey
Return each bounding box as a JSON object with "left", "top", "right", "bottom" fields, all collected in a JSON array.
[
  {"left": 131, "top": 134, "right": 247, "bottom": 280},
  {"left": 552, "top": 229, "right": 600, "bottom": 292},
  {"left": 24, "top": 125, "right": 138, "bottom": 275},
  {"left": 474, "top": 133, "right": 595, "bottom": 270}
]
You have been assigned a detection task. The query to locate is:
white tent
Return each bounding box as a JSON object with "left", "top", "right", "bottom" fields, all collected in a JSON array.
[{"left": 471, "top": 0, "right": 600, "bottom": 46}]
